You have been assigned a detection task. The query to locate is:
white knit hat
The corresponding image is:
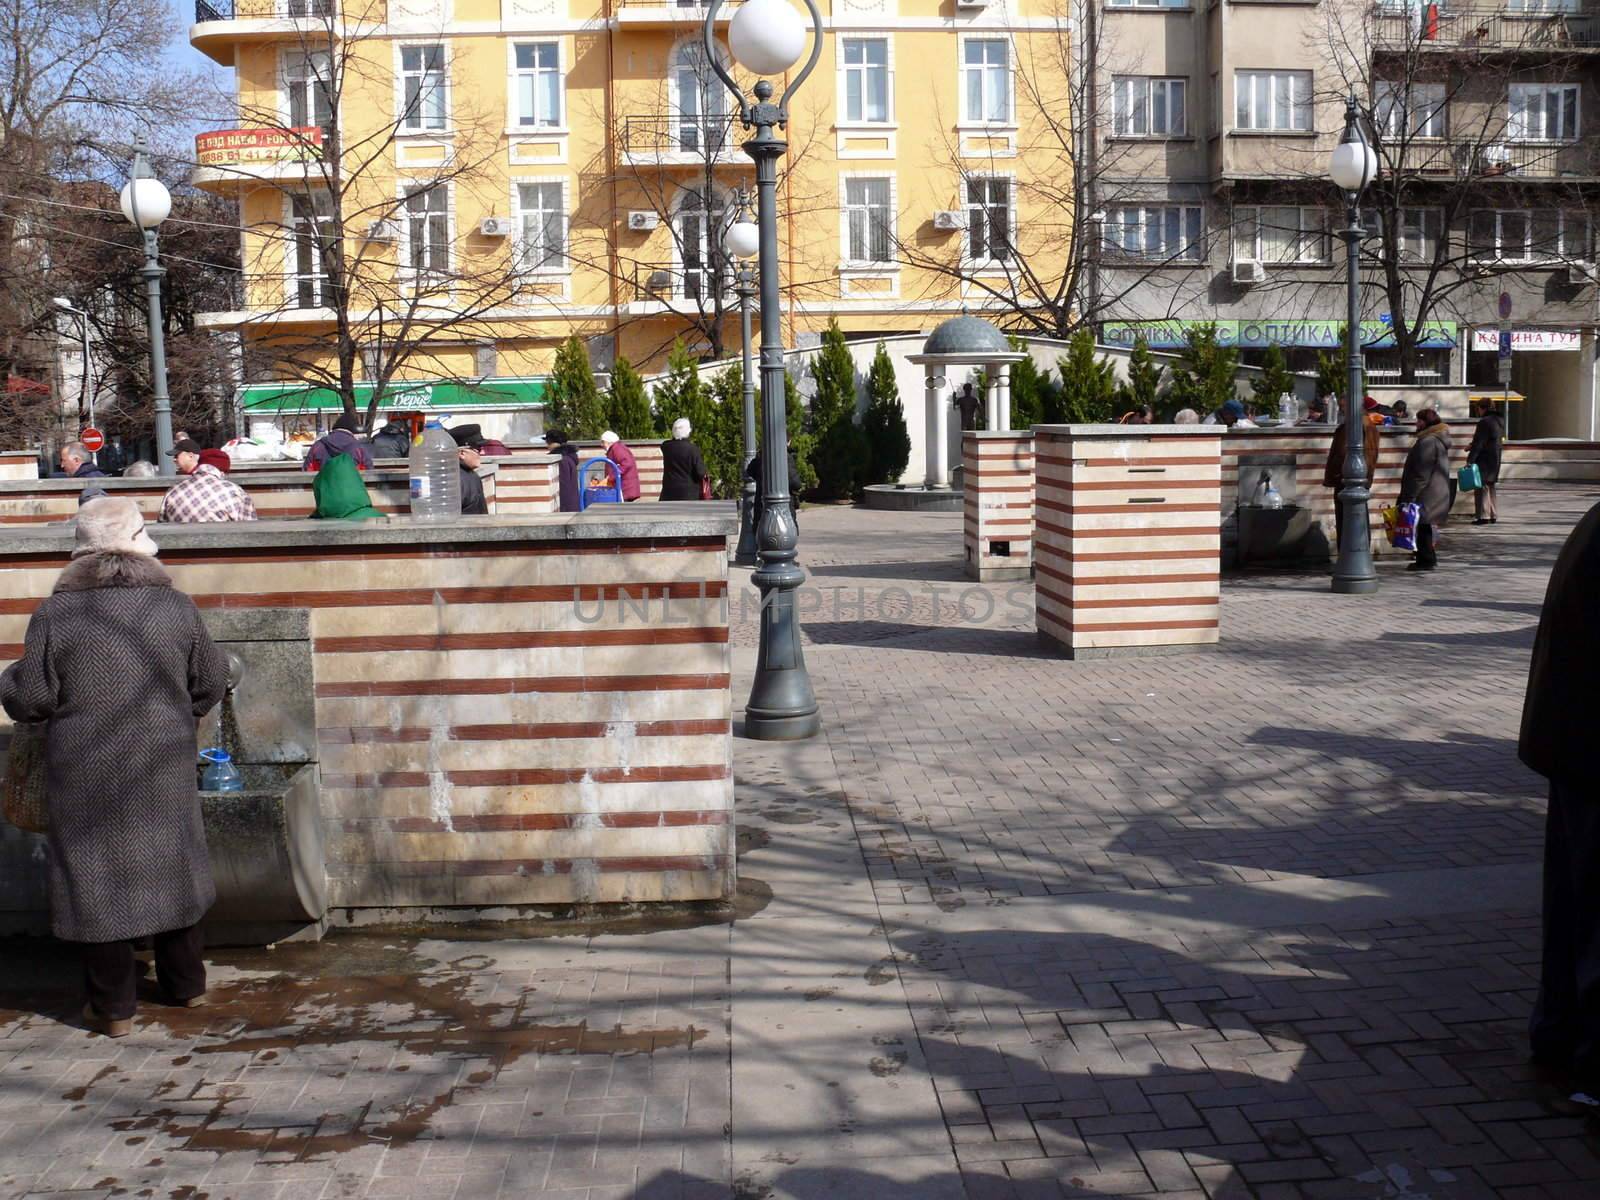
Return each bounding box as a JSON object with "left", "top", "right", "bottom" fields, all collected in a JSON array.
[
  {"left": 73, "top": 497, "right": 159, "bottom": 559},
  {"left": 600, "top": 430, "right": 619, "bottom": 447}
]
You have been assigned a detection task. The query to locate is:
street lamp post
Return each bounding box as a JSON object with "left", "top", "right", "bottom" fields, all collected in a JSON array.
[
  {"left": 1329, "top": 96, "right": 1380, "bottom": 595},
  {"left": 703, "top": 0, "right": 822, "bottom": 740},
  {"left": 119, "top": 138, "right": 175, "bottom": 474},
  {"left": 724, "top": 191, "right": 761, "bottom": 566},
  {"left": 51, "top": 298, "right": 95, "bottom": 443}
]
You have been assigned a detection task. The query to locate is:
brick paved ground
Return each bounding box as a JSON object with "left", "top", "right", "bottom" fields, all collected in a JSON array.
[{"left": 2, "top": 483, "right": 1598, "bottom": 1199}]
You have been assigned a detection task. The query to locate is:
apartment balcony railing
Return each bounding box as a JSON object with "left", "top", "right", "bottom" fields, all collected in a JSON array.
[
  {"left": 1372, "top": 4, "right": 1600, "bottom": 50},
  {"left": 1392, "top": 137, "right": 1600, "bottom": 177},
  {"left": 621, "top": 114, "right": 742, "bottom": 162},
  {"left": 615, "top": 0, "right": 743, "bottom": 22},
  {"left": 628, "top": 261, "right": 736, "bottom": 304},
  {"left": 195, "top": 0, "right": 332, "bottom": 20}
]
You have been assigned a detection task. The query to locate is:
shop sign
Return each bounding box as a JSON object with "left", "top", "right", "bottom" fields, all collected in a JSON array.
[
  {"left": 195, "top": 127, "right": 324, "bottom": 167},
  {"left": 1102, "top": 318, "right": 1458, "bottom": 351},
  {"left": 1468, "top": 329, "right": 1582, "bottom": 352}
]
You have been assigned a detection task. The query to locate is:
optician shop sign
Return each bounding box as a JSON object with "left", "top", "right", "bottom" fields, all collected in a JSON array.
[
  {"left": 1102, "top": 319, "right": 1458, "bottom": 351},
  {"left": 1469, "top": 329, "right": 1582, "bottom": 352}
]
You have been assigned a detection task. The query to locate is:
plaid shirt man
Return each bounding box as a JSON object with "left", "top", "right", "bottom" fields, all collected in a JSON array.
[{"left": 159, "top": 464, "right": 258, "bottom": 524}]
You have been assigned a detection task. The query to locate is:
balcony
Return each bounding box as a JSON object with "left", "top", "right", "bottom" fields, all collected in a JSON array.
[
  {"left": 191, "top": 0, "right": 335, "bottom": 67},
  {"left": 1391, "top": 137, "right": 1600, "bottom": 178},
  {"left": 191, "top": 127, "right": 326, "bottom": 192},
  {"left": 1372, "top": 4, "right": 1600, "bottom": 53},
  {"left": 615, "top": 0, "right": 743, "bottom": 27},
  {"left": 621, "top": 114, "right": 745, "bottom": 167},
  {"left": 626, "top": 261, "right": 736, "bottom": 311}
]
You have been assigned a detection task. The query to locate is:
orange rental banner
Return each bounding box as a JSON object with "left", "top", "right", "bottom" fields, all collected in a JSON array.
[{"left": 195, "top": 127, "right": 324, "bottom": 167}]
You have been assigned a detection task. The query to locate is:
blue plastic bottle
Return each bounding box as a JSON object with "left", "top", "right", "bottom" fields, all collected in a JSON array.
[{"left": 199, "top": 748, "right": 243, "bottom": 793}]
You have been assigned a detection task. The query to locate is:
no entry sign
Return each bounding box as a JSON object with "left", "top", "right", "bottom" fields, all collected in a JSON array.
[{"left": 79, "top": 427, "right": 105, "bottom": 453}]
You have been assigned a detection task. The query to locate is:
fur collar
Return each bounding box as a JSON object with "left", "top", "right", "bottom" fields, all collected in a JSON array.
[
  {"left": 1417, "top": 421, "right": 1451, "bottom": 444},
  {"left": 53, "top": 552, "right": 173, "bottom": 594}
]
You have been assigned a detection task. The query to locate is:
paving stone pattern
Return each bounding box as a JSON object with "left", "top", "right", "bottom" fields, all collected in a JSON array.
[{"left": 1, "top": 484, "right": 1597, "bottom": 1198}]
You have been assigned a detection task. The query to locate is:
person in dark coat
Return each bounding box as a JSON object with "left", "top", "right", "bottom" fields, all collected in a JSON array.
[
  {"left": 745, "top": 450, "right": 801, "bottom": 533},
  {"left": 1521, "top": 498, "right": 1600, "bottom": 1105},
  {"left": 450, "top": 424, "right": 511, "bottom": 457},
  {"left": 546, "top": 430, "right": 581, "bottom": 512},
  {"left": 57, "top": 442, "right": 105, "bottom": 479},
  {"left": 1397, "top": 408, "right": 1452, "bottom": 571},
  {"left": 304, "top": 413, "right": 374, "bottom": 474},
  {"left": 368, "top": 421, "right": 414, "bottom": 460},
  {"left": 1322, "top": 407, "right": 1383, "bottom": 555},
  {"left": 0, "top": 497, "right": 228, "bottom": 1038},
  {"left": 449, "top": 432, "right": 490, "bottom": 514},
  {"left": 1467, "top": 399, "right": 1506, "bottom": 526},
  {"left": 660, "top": 418, "right": 709, "bottom": 500}
]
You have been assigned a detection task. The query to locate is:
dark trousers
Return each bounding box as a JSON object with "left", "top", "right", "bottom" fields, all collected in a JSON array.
[
  {"left": 81, "top": 924, "right": 206, "bottom": 1021},
  {"left": 1532, "top": 779, "right": 1600, "bottom": 1084},
  {"left": 1416, "top": 522, "right": 1438, "bottom": 568}
]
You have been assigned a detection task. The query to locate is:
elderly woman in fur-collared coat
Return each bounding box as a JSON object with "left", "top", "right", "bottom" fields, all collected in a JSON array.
[{"left": 1, "top": 498, "right": 227, "bottom": 1037}]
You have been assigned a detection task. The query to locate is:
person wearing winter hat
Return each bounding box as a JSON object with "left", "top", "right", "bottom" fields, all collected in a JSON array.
[
  {"left": 1, "top": 497, "right": 228, "bottom": 1038},
  {"left": 599, "top": 430, "right": 641, "bottom": 501},
  {"left": 160, "top": 440, "right": 257, "bottom": 524},
  {"left": 545, "top": 430, "right": 581, "bottom": 513},
  {"left": 303, "top": 412, "right": 374, "bottom": 474}
]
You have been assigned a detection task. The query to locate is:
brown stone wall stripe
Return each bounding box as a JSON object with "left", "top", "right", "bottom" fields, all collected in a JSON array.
[
  {"left": 321, "top": 764, "right": 730, "bottom": 788},
  {"left": 319, "top": 718, "right": 731, "bottom": 744},
  {"left": 1037, "top": 453, "right": 1222, "bottom": 468},
  {"left": 1060, "top": 549, "right": 1220, "bottom": 563},
  {"left": 1036, "top": 497, "right": 1218, "bottom": 516},
  {"left": 1046, "top": 617, "right": 1220, "bottom": 633},
  {"left": 351, "top": 810, "right": 730, "bottom": 833},
  {"left": 374, "top": 855, "right": 730, "bottom": 877},
  {"left": 184, "top": 582, "right": 728, "bottom": 611},
  {"left": 1071, "top": 595, "right": 1217, "bottom": 610},
  {"left": 1036, "top": 518, "right": 1218, "bottom": 539},
  {"left": 315, "top": 672, "right": 730, "bottom": 697},
  {"left": 149, "top": 539, "right": 724, "bottom": 567},
  {"left": 1060, "top": 479, "right": 1219, "bottom": 491},
  {"left": 314, "top": 627, "right": 728, "bottom": 653},
  {"left": 1033, "top": 561, "right": 1220, "bottom": 587}
]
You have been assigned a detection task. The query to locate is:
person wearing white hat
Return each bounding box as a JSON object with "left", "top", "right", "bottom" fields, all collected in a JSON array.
[
  {"left": 1, "top": 498, "right": 228, "bottom": 1037},
  {"left": 599, "top": 430, "right": 641, "bottom": 501}
]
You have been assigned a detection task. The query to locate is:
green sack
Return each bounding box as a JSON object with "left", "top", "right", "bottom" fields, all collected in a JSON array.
[{"left": 313, "top": 453, "right": 385, "bottom": 521}]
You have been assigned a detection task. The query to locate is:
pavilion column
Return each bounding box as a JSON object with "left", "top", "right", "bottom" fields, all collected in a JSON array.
[
  {"left": 985, "top": 363, "right": 1012, "bottom": 432},
  {"left": 924, "top": 372, "right": 949, "bottom": 488}
]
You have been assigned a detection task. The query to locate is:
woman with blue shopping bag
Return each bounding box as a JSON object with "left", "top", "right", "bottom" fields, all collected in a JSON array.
[{"left": 1397, "top": 409, "right": 1453, "bottom": 572}]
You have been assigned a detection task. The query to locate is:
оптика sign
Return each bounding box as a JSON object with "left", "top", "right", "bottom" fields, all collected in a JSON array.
[{"left": 1101, "top": 319, "right": 1458, "bottom": 351}]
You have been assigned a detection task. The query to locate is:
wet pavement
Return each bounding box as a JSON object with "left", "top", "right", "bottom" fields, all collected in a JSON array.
[{"left": 4, "top": 484, "right": 1600, "bottom": 1199}]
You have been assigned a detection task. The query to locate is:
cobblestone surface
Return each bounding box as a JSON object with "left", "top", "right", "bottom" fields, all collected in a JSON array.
[{"left": 1, "top": 483, "right": 1596, "bottom": 1199}]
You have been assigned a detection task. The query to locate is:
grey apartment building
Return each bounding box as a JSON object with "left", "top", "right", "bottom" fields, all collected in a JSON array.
[{"left": 1084, "top": 0, "right": 1600, "bottom": 438}]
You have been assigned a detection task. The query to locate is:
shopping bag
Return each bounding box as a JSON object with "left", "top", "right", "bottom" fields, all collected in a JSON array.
[
  {"left": 699, "top": 475, "right": 713, "bottom": 501},
  {"left": 1391, "top": 501, "right": 1422, "bottom": 552},
  {"left": 1380, "top": 505, "right": 1401, "bottom": 541},
  {"left": 1458, "top": 464, "right": 1482, "bottom": 492},
  {"left": 3, "top": 723, "right": 48, "bottom": 834}
]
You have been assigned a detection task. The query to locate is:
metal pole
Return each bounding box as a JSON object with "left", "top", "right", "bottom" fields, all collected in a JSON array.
[
  {"left": 1331, "top": 135, "right": 1377, "bottom": 592},
  {"left": 734, "top": 262, "right": 760, "bottom": 565},
  {"left": 81, "top": 314, "right": 94, "bottom": 432},
  {"left": 143, "top": 227, "right": 176, "bottom": 474}
]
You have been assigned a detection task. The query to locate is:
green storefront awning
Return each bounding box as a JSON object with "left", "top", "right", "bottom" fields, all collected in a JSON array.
[{"left": 240, "top": 378, "right": 547, "bottom": 414}]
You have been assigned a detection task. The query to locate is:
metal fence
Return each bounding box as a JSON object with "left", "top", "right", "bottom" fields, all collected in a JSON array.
[
  {"left": 622, "top": 114, "right": 739, "bottom": 158},
  {"left": 1372, "top": 5, "right": 1600, "bottom": 50}
]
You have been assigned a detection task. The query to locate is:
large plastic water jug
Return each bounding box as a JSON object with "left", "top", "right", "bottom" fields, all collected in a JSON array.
[
  {"left": 199, "top": 748, "right": 243, "bottom": 793},
  {"left": 408, "top": 420, "right": 462, "bottom": 521}
]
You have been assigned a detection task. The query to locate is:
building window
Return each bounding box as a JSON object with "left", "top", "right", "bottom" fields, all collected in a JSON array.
[
  {"left": 1104, "top": 204, "right": 1205, "bottom": 262},
  {"left": 1508, "top": 83, "right": 1579, "bottom": 141},
  {"left": 962, "top": 39, "right": 1010, "bottom": 125},
  {"left": 1375, "top": 82, "right": 1446, "bottom": 139},
  {"left": 284, "top": 51, "right": 333, "bottom": 133},
  {"left": 513, "top": 43, "right": 562, "bottom": 128},
  {"left": 1234, "top": 205, "right": 1328, "bottom": 263},
  {"left": 284, "top": 0, "right": 333, "bottom": 14},
  {"left": 514, "top": 181, "right": 566, "bottom": 271},
  {"left": 966, "top": 177, "right": 1012, "bottom": 263},
  {"left": 290, "top": 194, "right": 335, "bottom": 308},
  {"left": 672, "top": 40, "right": 731, "bottom": 153},
  {"left": 842, "top": 38, "right": 891, "bottom": 124},
  {"left": 1112, "top": 76, "right": 1186, "bottom": 137},
  {"left": 1106, "top": 0, "right": 1188, "bottom": 7},
  {"left": 1470, "top": 208, "right": 1591, "bottom": 261},
  {"left": 400, "top": 45, "right": 448, "bottom": 132},
  {"left": 1235, "top": 70, "right": 1312, "bottom": 132},
  {"left": 843, "top": 177, "right": 893, "bottom": 264},
  {"left": 1363, "top": 207, "right": 1444, "bottom": 261},
  {"left": 403, "top": 185, "right": 450, "bottom": 279}
]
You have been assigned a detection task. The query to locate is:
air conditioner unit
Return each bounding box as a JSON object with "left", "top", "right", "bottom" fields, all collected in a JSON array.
[
  {"left": 628, "top": 210, "right": 661, "bottom": 232},
  {"left": 1231, "top": 258, "right": 1266, "bottom": 285},
  {"left": 365, "top": 219, "right": 399, "bottom": 241},
  {"left": 645, "top": 269, "right": 673, "bottom": 292},
  {"left": 932, "top": 210, "right": 966, "bottom": 231},
  {"left": 1568, "top": 261, "right": 1596, "bottom": 285},
  {"left": 955, "top": 0, "right": 988, "bottom": 8},
  {"left": 479, "top": 216, "right": 515, "bottom": 237}
]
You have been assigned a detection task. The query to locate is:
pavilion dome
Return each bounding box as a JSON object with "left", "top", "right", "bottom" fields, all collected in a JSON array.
[{"left": 922, "top": 313, "right": 1010, "bottom": 357}]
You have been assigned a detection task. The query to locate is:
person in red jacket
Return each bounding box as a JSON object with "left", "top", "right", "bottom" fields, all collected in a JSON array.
[{"left": 600, "top": 430, "right": 640, "bottom": 502}]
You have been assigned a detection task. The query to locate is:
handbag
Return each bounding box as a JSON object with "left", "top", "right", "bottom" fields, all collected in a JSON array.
[
  {"left": 1459, "top": 463, "right": 1482, "bottom": 492},
  {"left": 1391, "top": 501, "right": 1423, "bottom": 552},
  {"left": 3, "top": 723, "right": 49, "bottom": 834},
  {"left": 699, "top": 475, "right": 713, "bottom": 501}
]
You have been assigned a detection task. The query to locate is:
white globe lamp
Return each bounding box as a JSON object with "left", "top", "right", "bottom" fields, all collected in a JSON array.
[
  {"left": 120, "top": 175, "right": 172, "bottom": 230},
  {"left": 728, "top": 0, "right": 808, "bottom": 77},
  {"left": 724, "top": 218, "right": 760, "bottom": 259},
  {"left": 1329, "top": 139, "right": 1378, "bottom": 194}
]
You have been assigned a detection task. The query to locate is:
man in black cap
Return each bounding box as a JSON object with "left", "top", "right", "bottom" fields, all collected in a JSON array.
[
  {"left": 167, "top": 437, "right": 204, "bottom": 477},
  {"left": 448, "top": 426, "right": 489, "bottom": 515},
  {"left": 1523, "top": 498, "right": 1600, "bottom": 1108},
  {"left": 544, "top": 430, "right": 581, "bottom": 513},
  {"left": 447, "top": 423, "right": 511, "bottom": 457}
]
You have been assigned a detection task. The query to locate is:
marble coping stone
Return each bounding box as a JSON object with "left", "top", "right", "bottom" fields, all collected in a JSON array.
[
  {"left": 0, "top": 501, "right": 739, "bottom": 555},
  {"left": 1034, "top": 423, "right": 1223, "bottom": 438}
]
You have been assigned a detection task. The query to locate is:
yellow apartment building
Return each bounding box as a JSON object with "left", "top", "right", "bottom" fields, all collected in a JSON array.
[{"left": 188, "top": 0, "right": 1071, "bottom": 423}]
